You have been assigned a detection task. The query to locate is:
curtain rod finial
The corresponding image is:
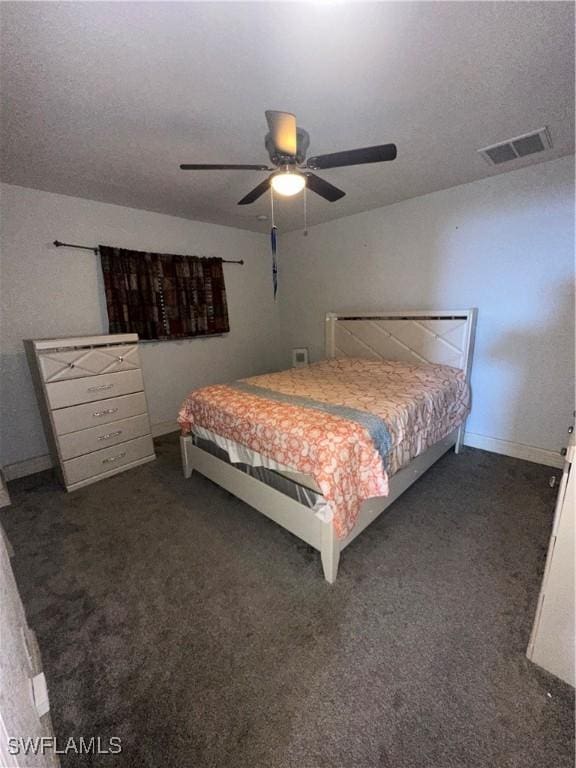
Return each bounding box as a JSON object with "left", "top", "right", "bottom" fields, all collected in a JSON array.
[{"left": 53, "top": 239, "right": 99, "bottom": 254}]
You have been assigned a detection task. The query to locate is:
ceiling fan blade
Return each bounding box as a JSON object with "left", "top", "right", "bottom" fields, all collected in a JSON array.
[
  {"left": 180, "top": 163, "right": 271, "bottom": 171},
  {"left": 307, "top": 143, "right": 397, "bottom": 170},
  {"left": 265, "top": 110, "right": 297, "bottom": 156},
  {"left": 238, "top": 177, "right": 271, "bottom": 205},
  {"left": 305, "top": 173, "right": 345, "bottom": 202}
]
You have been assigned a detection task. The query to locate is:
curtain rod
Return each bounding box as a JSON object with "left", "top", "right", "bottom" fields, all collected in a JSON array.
[{"left": 53, "top": 240, "right": 244, "bottom": 265}]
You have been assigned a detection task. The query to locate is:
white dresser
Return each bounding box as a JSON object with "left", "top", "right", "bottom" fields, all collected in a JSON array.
[{"left": 25, "top": 334, "right": 155, "bottom": 492}]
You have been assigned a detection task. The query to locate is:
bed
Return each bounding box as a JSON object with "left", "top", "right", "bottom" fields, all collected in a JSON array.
[{"left": 179, "top": 309, "right": 477, "bottom": 582}]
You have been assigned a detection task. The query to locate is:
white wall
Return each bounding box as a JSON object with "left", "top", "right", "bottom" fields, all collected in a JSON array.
[
  {"left": 0, "top": 184, "right": 280, "bottom": 471},
  {"left": 278, "top": 156, "right": 575, "bottom": 464}
]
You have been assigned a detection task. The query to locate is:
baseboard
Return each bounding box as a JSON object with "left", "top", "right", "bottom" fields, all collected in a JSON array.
[
  {"left": 0, "top": 470, "right": 11, "bottom": 507},
  {"left": 4, "top": 454, "right": 54, "bottom": 482},
  {"left": 464, "top": 432, "right": 564, "bottom": 469},
  {"left": 150, "top": 420, "right": 179, "bottom": 438},
  {"left": 4, "top": 428, "right": 564, "bottom": 482}
]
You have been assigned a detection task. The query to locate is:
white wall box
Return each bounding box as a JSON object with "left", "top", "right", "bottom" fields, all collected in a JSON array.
[
  {"left": 291, "top": 348, "right": 309, "bottom": 368},
  {"left": 25, "top": 335, "right": 155, "bottom": 491}
]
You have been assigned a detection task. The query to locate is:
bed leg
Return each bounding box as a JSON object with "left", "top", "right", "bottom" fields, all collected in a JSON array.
[
  {"left": 180, "top": 434, "right": 195, "bottom": 479},
  {"left": 455, "top": 426, "right": 465, "bottom": 455},
  {"left": 320, "top": 522, "right": 340, "bottom": 584}
]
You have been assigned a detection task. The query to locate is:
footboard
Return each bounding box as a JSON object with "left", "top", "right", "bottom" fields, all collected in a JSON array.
[
  {"left": 179, "top": 433, "right": 341, "bottom": 582},
  {"left": 180, "top": 432, "right": 194, "bottom": 479},
  {"left": 180, "top": 428, "right": 458, "bottom": 583}
]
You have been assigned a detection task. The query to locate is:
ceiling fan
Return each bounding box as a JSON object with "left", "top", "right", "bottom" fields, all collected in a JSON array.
[{"left": 180, "top": 111, "right": 397, "bottom": 205}]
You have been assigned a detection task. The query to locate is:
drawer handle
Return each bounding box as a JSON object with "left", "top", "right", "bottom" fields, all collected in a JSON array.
[
  {"left": 97, "top": 430, "right": 123, "bottom": 441},
  {"left": 102, "top": 452, "right": 126, "bottom": 464},
  {"left": 92, "top": 408, "right": 118, "bottom": 418},
  {"left": 88, "top": 384, "right": 114, "bottom": 393}
]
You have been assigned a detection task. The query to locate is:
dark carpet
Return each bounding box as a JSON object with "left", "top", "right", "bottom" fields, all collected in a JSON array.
[{"left": 2, "top": 435, "right": 574, "bottom": 768}]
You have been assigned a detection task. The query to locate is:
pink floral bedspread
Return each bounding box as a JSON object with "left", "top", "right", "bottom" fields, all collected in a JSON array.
[{"left": 178, "top": 358, "right": 470, "bottom": 538}]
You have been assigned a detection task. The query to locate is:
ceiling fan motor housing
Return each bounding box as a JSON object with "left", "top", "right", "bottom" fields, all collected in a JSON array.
[{"left": 265, "top": 128, "right": 310, "bottom": 166}]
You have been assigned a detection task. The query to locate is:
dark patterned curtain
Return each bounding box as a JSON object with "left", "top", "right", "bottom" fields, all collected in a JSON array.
[{"left": 99, "top": 246, "right": 229, "bottom": 340}]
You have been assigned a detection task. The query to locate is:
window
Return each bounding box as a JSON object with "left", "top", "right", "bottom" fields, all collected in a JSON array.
[{"left": 99, "top": 246, "right": 230, "bottom": 340}]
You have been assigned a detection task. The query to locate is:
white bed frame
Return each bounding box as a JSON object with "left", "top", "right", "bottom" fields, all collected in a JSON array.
[{"left": 180, "top": 309, "right": 477, "bottom": 583}]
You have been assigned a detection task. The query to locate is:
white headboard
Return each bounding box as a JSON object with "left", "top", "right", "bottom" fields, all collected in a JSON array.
[{"left": 325, "top": 309, "right": 477, "bottom": 381}]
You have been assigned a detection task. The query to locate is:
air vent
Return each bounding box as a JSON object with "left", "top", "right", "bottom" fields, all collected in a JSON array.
[{"left": 478, "top": 127, "right": 552, "bottom": 166}]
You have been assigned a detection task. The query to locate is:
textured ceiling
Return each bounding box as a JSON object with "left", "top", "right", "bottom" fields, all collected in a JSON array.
[{"left": 1, "top": 2, "right": 574, "bottom": 233}]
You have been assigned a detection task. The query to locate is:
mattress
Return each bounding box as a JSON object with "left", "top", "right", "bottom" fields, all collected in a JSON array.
[
  {"left": 193, "top": 432, "right": 332, "bottom": 521},
  {"left": 179, "top": 358, "right": 470, "bottom": 537},
  {"left": 193, "top": 424, "right": 321, "bottom": 491}
]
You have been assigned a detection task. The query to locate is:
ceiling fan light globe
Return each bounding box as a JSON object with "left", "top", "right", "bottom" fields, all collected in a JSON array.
[{"left": 271, "top": 170, "right": 305, "bottom": 197}]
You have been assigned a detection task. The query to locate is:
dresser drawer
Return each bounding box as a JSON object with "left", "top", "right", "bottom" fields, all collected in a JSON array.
[
  {"left": 63, "top": 435, "right": 155, "bottom": 487},
  {"left": 46, "top": 370, "right": 144, "bottom": 410},
  {"left": 38, "top": 344, "right": 140, "bottom": 382},
  {"left": 52, "top": 392, "right": 148, "bottom": 435},
  {"left": 58, "top": 414, "right": 151, "bottom": 460}
]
